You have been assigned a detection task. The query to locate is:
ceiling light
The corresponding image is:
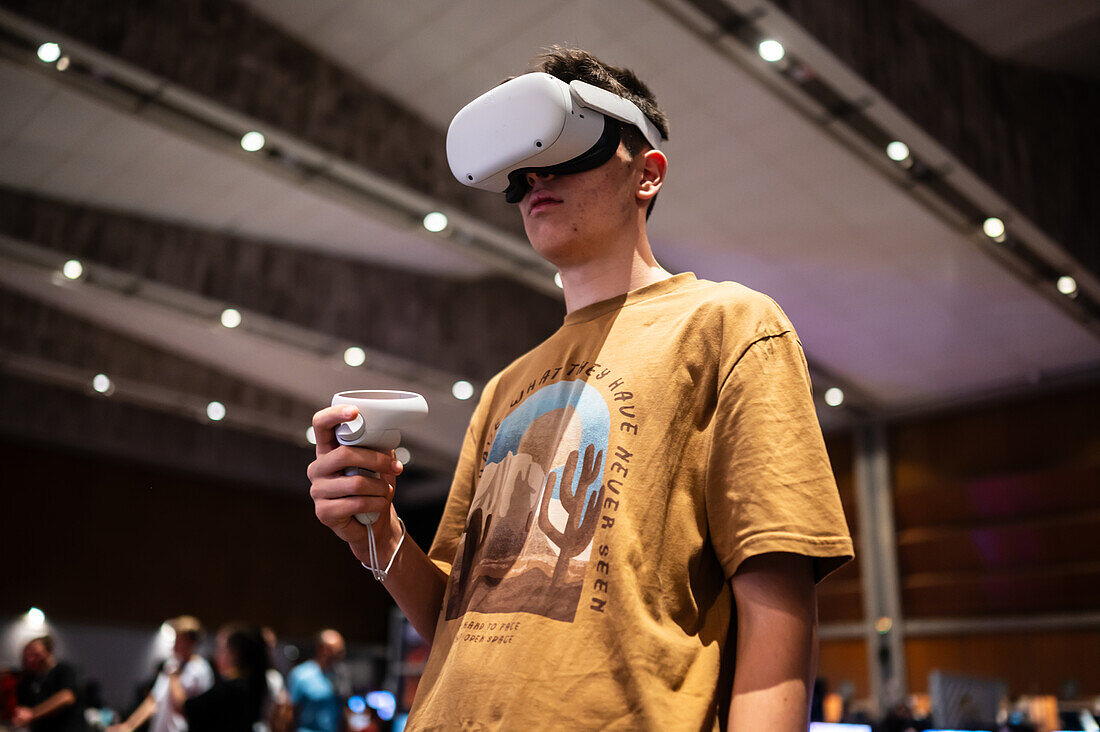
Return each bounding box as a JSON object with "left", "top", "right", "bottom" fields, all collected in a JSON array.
[
  {"left": 56, "top": 55, "right": 70, "bottom": 71},
  {"left": 206, "top": 401, "right": 226, "bottom": 421},
  {"left": 1056, "top": 275, "right": 1077, "bottom": 296},
  {"left": 554, "top": 272, "right": 563, "bottom": 289},
  {"left": 306, "top": 426, "right": 316, "bottom": 445},
  {"left": 240, "top": 131, "right": 265, "bottom": 152},
  {"left": 37, "top": 42, "right": 61, "bottom": 63},
  {"left": 452, "top": 380, "right": 474, "bottom": 400},
  {"left": 422, "top": 212, "right": 448, "bottom": 233},
  {"left": 982, "top": 217, "right": 1006, "bottom": 241},
  {"left": 344, "top": 346, "right": 366, "bottom": 367},
  {"left": 62, "top": 259, "right": 83, "bottom": 280},
  {"left": 92, "top": 373, "right": 112, "bottom": 394},
  {"left": 27, "top": 607, "right": 46, "bottom": 628},
  {"left": 220, "top": 307, "right": 242, "bottom": 328},
  {"left": 886, "top": 141, "right": 910, "bottom": 162},
  {"left": 824, "top": 387, "right": 844, "bottom": 407},
  {"left": 758, "top": 39, "right": 785, "bottom": 63},
  {"left": 394, "top": 446, "right": 411, "bottom": 464}
]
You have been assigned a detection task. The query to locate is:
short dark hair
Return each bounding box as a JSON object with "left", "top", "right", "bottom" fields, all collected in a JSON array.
[{"left": 532, "top": 46, "right": 669, "bottom": 218}]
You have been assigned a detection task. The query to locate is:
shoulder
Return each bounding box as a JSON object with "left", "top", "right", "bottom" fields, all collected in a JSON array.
[
  {"left": 266, "top": 668, "right": 285, "bottom": 693},
  {"left": 677, "top": 277, "right": 794, "bottom": 337},
  {"left": 288, "top": 661, "right": 317, "bottom": 682},
  {"left": 184, "top": 656, "right": 214, "bottom": 679},
  {"left": 50, "top": 662, "right": 78, "bottom": 685}
]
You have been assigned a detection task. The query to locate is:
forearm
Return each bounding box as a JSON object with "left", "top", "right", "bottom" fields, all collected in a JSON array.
[
  {"left": 728, "top": 672, "right": 811, "bottom": 731},
  {"left": 167, "top": 674, "right": 188, "bottom": 711},
  {"left": 350, "top": 508, "right": 448, "bottom": 643},
  {"left": 30, "top": 689, "right": 76, "bottom": 720},
  {"left": 119, "top": 695, "right": 157, "bottom": 730}
]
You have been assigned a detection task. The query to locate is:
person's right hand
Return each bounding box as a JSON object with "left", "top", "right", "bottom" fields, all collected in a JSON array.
[{"left": 307, "top": 405, "right": 404, "bottom": 553}]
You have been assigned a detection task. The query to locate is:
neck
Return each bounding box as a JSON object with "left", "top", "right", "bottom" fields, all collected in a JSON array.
[{"left": 558, "top": 235, "right": 671, "bottom": 312}]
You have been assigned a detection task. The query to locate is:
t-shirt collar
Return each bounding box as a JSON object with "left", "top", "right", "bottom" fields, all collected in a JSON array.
[{"left": 562, "top": 272, "right": 697, "bottom": 326}]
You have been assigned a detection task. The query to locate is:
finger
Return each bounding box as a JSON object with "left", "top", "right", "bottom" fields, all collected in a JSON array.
[
  {"left": 314, "top": 494, "right": 393, "bottom": 529},
  {"left": 312, "top": 444, "right": 402, "bottom": 478},
  {"left": 310, "top": 473, "right": 395, "bottom": 502},
  {"left": 312, "top": 405, "right": 359, "bottom": 456}
]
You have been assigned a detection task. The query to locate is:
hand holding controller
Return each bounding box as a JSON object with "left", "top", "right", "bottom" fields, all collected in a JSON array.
[{"left": 330, "top": 390, "right": 429, "bottom": 526}]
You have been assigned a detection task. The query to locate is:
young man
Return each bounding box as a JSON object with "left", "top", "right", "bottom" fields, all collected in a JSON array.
[{"left": 308, "top": 47, "right": 853, "bottom": 730}]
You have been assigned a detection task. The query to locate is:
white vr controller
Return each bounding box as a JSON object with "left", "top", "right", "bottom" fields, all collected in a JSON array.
[{"left": 331, "top": 390, "right": 428, "bottom": 526}]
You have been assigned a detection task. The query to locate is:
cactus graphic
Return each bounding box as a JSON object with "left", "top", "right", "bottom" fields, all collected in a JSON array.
[{"left": 538, "top": 443, "right": 605, "bottom": 589}]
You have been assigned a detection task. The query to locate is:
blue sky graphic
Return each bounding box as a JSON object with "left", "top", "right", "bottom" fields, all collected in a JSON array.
[{"left": 487, "top": 379, "right": 609, "bottom": 508}]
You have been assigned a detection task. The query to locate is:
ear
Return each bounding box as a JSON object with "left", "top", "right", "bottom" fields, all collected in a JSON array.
[{"left": 637, "top": 149, "right": 667, "bottom": 204}]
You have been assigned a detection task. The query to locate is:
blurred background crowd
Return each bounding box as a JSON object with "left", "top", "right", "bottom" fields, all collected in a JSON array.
[
  {"left": 2, "top": 611, "right": 1096, "bottom": 732},
  {"left": 0, "top": 615, "right": 405, "bottom": 732}
]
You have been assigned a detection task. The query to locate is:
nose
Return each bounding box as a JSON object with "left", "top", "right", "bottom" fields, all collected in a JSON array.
[{"left": 525, "top": 169, "right": 555, "bottom": 186}]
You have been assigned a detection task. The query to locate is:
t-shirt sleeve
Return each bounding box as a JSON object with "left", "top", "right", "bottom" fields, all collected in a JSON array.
[
  {"left": 182, "top": 659, "right": 214, "bottom": 697},
  {"left": 425, "top": 376, "right": 498, "bottom": 575},
  {"left": 705, "top": 330, "right": 853, "bottom": 582}
]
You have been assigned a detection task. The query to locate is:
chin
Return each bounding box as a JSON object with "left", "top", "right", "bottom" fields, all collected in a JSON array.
[{"left": 527, "top": 235, "right": 575, "bottom": 267}]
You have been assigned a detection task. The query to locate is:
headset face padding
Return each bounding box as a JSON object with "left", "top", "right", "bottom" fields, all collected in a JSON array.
[{"left": 503, "top": 117, "right": 622, "bottom": 203}]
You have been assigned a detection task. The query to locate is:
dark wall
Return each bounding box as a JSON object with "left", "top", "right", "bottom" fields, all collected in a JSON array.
[
  {"left": 891, "top": 380, "right": 1100, "bottom": 618},
  {"left": 0, "top": 437, "right": 400, "bottom": 642},
  {"left": 820, "top": 631, "right": 1100, "bottom": 700},
  {"left": 818, "top": 377, "right": 1100, "bottom": 697}
]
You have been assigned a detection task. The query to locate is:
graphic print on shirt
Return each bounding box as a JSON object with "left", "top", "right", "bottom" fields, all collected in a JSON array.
[{"left": 446, "top": 379, "right": 609, "bottom": 622}]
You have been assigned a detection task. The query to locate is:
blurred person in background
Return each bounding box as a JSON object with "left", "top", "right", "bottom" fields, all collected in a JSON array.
[
  {"left": 13, "top": 635, "right": 87, "bottom": 731},
  {"left": 259, "top": 628, "right": 292, "bottom": 732},
  {"left": 169, "top": 624, "right": 268, "bottom": 732},
  {"left": 109, "top": 616, "right": 213, "bottom": 732},
  {"left": 286, "top": 630, "right": 345, "bottom": 732}
]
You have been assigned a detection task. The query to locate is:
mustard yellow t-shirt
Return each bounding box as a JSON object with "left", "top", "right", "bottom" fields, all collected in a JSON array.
[{"left": 408, "top": 273, "right": 853, "bottom": 730}]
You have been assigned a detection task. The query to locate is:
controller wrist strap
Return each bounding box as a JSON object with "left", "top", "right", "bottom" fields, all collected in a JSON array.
[{"left": 362, "top": 517, "right": 406, "bottom": 582}]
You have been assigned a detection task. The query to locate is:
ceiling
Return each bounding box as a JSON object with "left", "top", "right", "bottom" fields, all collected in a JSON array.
[
  {"left": 1, "top": 0, "right": 1098, "bottom": 467},
  {"left": 913, "top": 0, "right": 1100, "bottom": 79}
]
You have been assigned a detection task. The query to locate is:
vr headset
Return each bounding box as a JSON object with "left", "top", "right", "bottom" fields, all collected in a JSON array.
[{"left": 447, "top": 72, "right": 664, "bottom": 203}]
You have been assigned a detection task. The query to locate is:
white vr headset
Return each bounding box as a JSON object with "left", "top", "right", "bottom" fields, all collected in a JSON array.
[{"left": 447, "top": 72, "right": 664, "bottom": 203}]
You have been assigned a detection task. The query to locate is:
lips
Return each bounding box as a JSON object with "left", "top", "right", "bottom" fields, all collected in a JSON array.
[{"left": 527, "top": 189, "right": 562, "bottom": 215}]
